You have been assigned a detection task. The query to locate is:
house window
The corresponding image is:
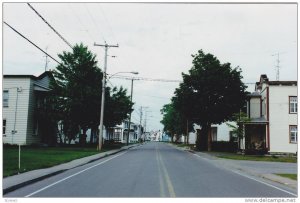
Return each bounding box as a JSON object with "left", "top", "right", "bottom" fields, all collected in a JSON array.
[
  {"left": 3, "top": 90, "right": 9, "bottom": 107},
  {"left": 289, "top": 96, "right": 297, "bottom": 114},
  {"left": 290, "top": 125, "right": 297, "bottom": 143},
  {"left": 3, "top": 119, "right": 6, "bottom": 136}
]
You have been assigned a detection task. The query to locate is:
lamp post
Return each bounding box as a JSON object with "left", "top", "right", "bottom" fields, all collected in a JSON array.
[
  {"left": 107, "top": 71, "right": 138, "bottom": 80},
  {"left": 97, "top": 68, "right": 138, "bottom": 151},
  {"left": 126, "top": 75, "right": 139, "bottom": 146}
]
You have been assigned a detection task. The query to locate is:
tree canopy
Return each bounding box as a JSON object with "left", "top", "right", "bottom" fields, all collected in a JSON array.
[
  {"left": 164, "top": 49, "right": 247, "bottom": 150},
  {"left": 44, "top": 43, "right": 133, "bottom": 145}
]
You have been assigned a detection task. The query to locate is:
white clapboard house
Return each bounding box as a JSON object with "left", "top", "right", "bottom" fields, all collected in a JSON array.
[{"left": 3, "top": 71, "right": 54, "bottom": 145}]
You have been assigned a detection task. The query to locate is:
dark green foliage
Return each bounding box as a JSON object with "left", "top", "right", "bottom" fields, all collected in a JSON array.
[
  {"left": 166, "top": 50, "right": 247, "bottom": 151},
  {"left": 104, "top": 86, "right": 133, "bottom": 128},
  {"left": 160, "top": 103, "right": 185, "bottom": 142},
  {"left": 43, "top": 43, "right": 133, "bottom": 145}
]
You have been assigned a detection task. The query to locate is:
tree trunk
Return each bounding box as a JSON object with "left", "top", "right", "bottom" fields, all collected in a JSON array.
[
  {"left": 196, "top": 125, "right": 209, "bottom": 151},
  {"left": 207, "top": 124, "right": 212, "bottom": 151},
  {"left": 80, "top": 127, "right": 87, "bottom": 146}
]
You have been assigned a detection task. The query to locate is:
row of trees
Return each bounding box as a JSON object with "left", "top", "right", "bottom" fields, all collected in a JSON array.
[
  {"left": 37, "top": 43, "right": 133, "bottom": 145},
  {"left": 161, "top": 50, "right": 247, "bottom": 151}
]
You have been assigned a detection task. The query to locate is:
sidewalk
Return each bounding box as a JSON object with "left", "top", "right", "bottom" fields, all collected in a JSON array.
[
  {"left": 3, "top": 143, "right": 140, "bottom": 194},
  {"left": 172, "top": 144, "right": 297, "bottom": 190}
]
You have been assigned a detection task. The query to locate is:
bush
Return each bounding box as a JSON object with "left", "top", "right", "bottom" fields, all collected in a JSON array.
[{"left": 211, "top": 141, "right": 238, "bottom": 152}]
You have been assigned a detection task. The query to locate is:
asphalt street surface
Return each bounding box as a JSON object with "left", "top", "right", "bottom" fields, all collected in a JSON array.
[{"left": 4, "top": 142, "right": 297, "bottom": 197}]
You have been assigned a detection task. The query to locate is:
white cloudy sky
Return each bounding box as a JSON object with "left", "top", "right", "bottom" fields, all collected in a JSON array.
[{"left": 2, "top": 2, "right": 297, "bottom": 131}]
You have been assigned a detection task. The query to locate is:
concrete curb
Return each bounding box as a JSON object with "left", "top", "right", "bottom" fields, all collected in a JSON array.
[
  {"left": 3, "top": 144, "right": 140, "bottom": 195},
  {"left": 169, "top": 143, "right": 297, "bottom": 190}
]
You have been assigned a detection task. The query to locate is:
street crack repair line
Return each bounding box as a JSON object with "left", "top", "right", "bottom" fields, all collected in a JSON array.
[{"left": 25, "top": 151, "right": 128, "bottom": 197}]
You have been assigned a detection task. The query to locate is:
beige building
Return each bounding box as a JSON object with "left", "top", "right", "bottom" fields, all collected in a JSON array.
[{"left": 243, "top": 74, "right": 297, "bottom": 154}]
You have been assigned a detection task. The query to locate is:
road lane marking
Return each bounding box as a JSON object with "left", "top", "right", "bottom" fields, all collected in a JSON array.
[
  {"left": 25, "top": 151, "right": 128, "bottom": 197},
  {"left": 192, "top": 153, "right": 297, "bottom": 197},
  {"left": 231, "top": 170, "right": 297, "bottom": 197},
  {"left": 156, "top": 146, "right": 166, "bottom": 197},
  {"left": 156, "top": 145, "right": 176, "bottom": 197}
]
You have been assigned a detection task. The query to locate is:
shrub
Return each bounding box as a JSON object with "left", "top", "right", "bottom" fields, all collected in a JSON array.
[{"left": 211, "top": 141, "right": 238, "bottom": 152}]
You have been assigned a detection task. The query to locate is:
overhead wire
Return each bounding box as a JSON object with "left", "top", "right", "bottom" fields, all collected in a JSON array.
[
  {"left": 3, "top": 21, "right": 102, "bottom": 88},
  {"left": 98, "top": 4, "right": 118, "bottom": 43},
  {"left": 69, "top": 4, "right": 96, "bottom": 42},
  {"left": 4, "top": 21, "right": 62, "bottom": 65},
  {"left": 27, "top": 3, "right": 73, "bottom": 49},
  {"left": 84, "top": 3, "right": 106, "bottom": 43}
]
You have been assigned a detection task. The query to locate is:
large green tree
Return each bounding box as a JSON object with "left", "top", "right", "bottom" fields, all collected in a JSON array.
[
  {"left": 175, "top": 50, "right": 247, "bottom": 151},
  {"left": 51, "top": 43, "right": 133, "bottom": 145},
  {"left": 160, "top": 102, "right": 184, "bottom": 142}
]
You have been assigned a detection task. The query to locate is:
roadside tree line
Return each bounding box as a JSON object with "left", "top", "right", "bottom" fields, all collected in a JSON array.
[
  {"left": 161, "top": 50, "right": 247, "bottom": 151},
  {"left": 37, "top": 43, "right": 133, "bottom": 146}
]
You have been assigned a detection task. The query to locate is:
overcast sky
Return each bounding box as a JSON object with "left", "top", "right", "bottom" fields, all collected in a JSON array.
[{"left": 2, "top": 2, "right": 297, "bottom": 131}]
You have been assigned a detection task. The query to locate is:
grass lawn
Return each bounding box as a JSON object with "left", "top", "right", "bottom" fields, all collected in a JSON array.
[
  {"left": 172, "top": 143, "right": 195, "bottom": 148},
  {"left": 209, "top": 152, "right": 297, "bottom": 163},
  {"left": 275, "top": 174, "right": 297, "bottom": 180},
  {"left": 3, "top": 144, "right": 124, "bottom": 177}
]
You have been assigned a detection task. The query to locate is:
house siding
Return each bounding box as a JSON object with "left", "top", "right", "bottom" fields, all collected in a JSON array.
[
  {"left": 35, "top": 76, "right": 51, "bottom": 88},
  {"left": 3, "top": 78, "right": 31, "bottom": 145},
  {"left": 249, "top": 98, "right": 261, "bottom": 118},
  {"left": 26, "top": 80, "right": 40, "bottom": 144},
  {"left": 268, "top": 85, "right": 297, "bottom": 153}
]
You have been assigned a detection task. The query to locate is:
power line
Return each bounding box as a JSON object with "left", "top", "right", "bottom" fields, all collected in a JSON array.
[
  {"left": 4, "top": 21, "right": 99, "bottom": 87},
  {"left": 84, "top": 3, "right": 106, "bottom": 43},
  {"left": 98, "top": 4, "right": 118, "bottom": 43},
  {"left": 4, "top": 21, "right": 62, "bottom": 65},
  {"left": 110, "top": 75, "right": 182, "bottom": 83},
  {"left": 27, "top": 3, "right": 73, "bottom": 49},
  {"left": 110, "top": 75, "right": 256, "bottom": 84},
  {"left": 69, "top": 4, "right": 96, "bottom": 42}
]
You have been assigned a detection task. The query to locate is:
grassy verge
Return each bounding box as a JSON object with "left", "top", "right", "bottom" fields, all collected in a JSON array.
[
  {"left": 211, "top": 152, "right": 297, "bottom": 163},
  {"left": 3, "top": 143, "right": 124, "bottom": 177},
  {"left": 172, "top": 142, "right": 195, "bottom": 148},
  {"left": 275, "top": 174, "right": 297, "bottom": 180}
]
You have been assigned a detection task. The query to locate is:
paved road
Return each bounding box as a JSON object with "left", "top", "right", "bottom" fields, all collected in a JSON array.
[{"left": 5, "top": 142, "right": 297, "bottom": 197}]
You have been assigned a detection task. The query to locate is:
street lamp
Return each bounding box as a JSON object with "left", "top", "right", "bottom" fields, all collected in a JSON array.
[
  {"left": 107, "top": 71, "right": 138, "bottom": 80},
  {"left": 98, "top": 70, "right": 138, "bottom": 151},
  {"left": 126, "top": 74, "right": 139, "bottom": 146}
]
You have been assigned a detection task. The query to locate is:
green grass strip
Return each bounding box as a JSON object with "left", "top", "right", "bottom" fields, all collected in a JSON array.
[{"left": 275, "top": 174, "right": 297, "bottom": 180}]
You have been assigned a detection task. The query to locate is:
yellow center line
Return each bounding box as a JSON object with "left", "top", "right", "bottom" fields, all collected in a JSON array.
[
  {"left": 156, "top": 144, "right": 176, "bottom": 197},
  {"left": 156, "top": 144, "right": 166, "bottom": 197}
]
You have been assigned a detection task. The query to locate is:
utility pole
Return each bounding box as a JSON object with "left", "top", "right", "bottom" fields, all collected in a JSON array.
[
  {"left": 144, "top": 111, "right": 148, "bottom": 135},
  {"left": 127, "top": 78, "right": 135, "bottom": 146},
  {"left": 94, "top": 42, "right": 119, "bottom": 151},
  {"left": 139, "top": 106, "right": 143, "bottom": 140}
]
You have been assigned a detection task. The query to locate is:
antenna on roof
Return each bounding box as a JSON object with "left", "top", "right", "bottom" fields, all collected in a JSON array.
[
  {"left": 44, "top": 46, "right": 50, "bottom": 71},
  {"left": 271, "top": 52, "right": 286, "bottom": 81}
]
